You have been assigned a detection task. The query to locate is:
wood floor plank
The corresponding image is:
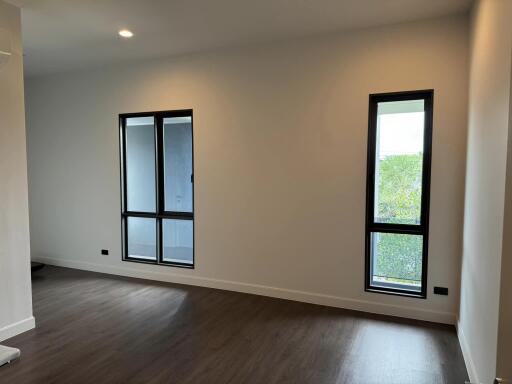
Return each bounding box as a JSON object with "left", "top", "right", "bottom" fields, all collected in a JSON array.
[{"left": 0, "top": 266, "right": 468, "bottom": 384}]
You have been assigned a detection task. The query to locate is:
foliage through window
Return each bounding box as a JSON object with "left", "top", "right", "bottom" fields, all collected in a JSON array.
[{"left": 365, "top": 91, "right": 433, "bottom": 297}]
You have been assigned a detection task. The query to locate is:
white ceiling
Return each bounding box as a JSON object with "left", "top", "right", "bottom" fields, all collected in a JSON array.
[{"left": 10, "top": 0, "right": 472, "bottom": 77}]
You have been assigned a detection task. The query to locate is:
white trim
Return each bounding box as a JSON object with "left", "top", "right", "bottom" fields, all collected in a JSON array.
[
  {"left": 33, "top": 256, "right": 456, "bottom": 325},
  {"left": 456, "top": 318, "right": 479, "bottom": 383},
  {"left": 0, "top": 317, "right": 35, "bottom": 343},
  {"left": 125, "top": 116, "right": 153, "bottom": 126},
  {"left": 164, "top": 116, "right": 191, "bottom": 124},
  {"left": 125, "top": 116, "right": 191, "bottom": 126}
]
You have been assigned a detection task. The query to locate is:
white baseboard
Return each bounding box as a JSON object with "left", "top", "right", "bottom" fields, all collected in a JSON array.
[
  {"left": 0, "top": 316, "right": 35, "bottom": 343},
  {"left": 33, "top": 256, "right": 456, "bottom": 325},
  {"left": 456, "top": 318, "right": 479, "bottom": 383}
]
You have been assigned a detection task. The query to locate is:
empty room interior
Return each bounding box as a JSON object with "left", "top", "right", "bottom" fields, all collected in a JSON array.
[{"left": 1, "top": 0, "right": 511, "bottom": 383}]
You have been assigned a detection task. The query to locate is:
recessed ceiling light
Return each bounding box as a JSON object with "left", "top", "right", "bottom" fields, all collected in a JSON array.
[{"left": 118, "top": 29, "right": 133, "bottom": 38}]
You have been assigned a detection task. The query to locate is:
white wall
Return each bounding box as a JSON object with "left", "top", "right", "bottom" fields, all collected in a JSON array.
[
  {"left": 0, "top": 0, "right": 34, "bottom": 342},
  {"left": 26, "top": 15, "right": 468, "bottom": 324},
  {"left": 497, "top": 62, "right": 512, "bottom": 381},
  {"left": 458, "top": 0, "right": 512, "bottom": 383}
]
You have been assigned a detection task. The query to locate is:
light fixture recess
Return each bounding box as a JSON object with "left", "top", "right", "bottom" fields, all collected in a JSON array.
[{"left": 118, "top": 29, "right": 133, "bottom": 38}]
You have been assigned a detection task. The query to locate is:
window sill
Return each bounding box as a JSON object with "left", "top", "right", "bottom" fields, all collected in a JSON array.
[
  {"left": 123, "top": 257, "right": 195, "bottom": 270},
  {"left": 365, "top": 286, "right": 426, "bottom": 299}
]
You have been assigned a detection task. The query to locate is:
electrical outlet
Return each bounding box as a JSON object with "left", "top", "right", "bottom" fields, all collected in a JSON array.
[
  {"left": 433, "top": 286, "right": 448, "bottom": 295},
  {"left": 101, "top": 249, "right": 109, "bottom": 256}
]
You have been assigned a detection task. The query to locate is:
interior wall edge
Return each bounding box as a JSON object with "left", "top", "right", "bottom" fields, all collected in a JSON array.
[
  {"left": 458, "top": 0, "right": 512, "bottom": 381},
  {"left": 0, "top": 0, "right": 34, "bottom": 337},
  {"left": 0, "top": 316, "right": 35, "bottom": 343},
  {"left": 456, "top": 317, "right": 479, "bottom": 384},
  {"left": 32, "top": 257, "right": 456, "bottom": 325}
]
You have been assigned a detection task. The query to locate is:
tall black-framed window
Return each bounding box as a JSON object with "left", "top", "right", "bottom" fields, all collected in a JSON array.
[
  {"left": 119, "top": 109, "right": 194, "bottom": 268},
  {"left": 365, "top": 90, "right": 433, "bottom": 298}
]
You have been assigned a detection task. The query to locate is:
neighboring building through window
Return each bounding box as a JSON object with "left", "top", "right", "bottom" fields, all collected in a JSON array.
[
  {"left": 365, "top": 90, "right": 433, "bottom": 297},
  {"left": 120, "top": 110, "right": 194, "bottom": 268}
]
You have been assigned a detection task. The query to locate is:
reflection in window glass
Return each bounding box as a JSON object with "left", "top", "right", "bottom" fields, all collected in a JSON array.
[
  {"left": 164, "top": 117, "right": 193, "bottom": 213},
  {"left": 163, "top": 219, "right": 193, "bottom": 265},
  {"left": 121, "top": 111, "right": 194, "bottom": 268},
  {"left": 374, "top": 100, "right": 424, "bottom": 225},
  {"left": 127, "top": 217, "right": 156, "bottom": 261},
  {"left": 125, "top": 117, "right": 156, "bottom": 212}
]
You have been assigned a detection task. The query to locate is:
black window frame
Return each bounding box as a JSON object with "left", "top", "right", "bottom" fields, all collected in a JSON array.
[
  {"left": 365, "top": 90, "right": 433, "bottom": 298},
  {"left": 119, "top": 109, "right": 195, "bottom": 269}
]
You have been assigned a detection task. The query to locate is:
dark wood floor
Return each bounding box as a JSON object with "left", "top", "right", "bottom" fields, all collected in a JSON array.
[{"left": 0, "top": 266, "right": 468, "bottom": 384}]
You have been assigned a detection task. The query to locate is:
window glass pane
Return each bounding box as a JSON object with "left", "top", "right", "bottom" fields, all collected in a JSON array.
[
  {"left": 125, "top": 116, "right": 156, "bottom": 212},
  {"left": 163, "top": 219, "right": 193, "bottom": 265},
  {"left": 127, "top": 217, "right": 156, "bottom": 261},
  {"left": 374, "top": 100, "right": 424, "bottom": 224},
  {"left": 370, "top": 232, "right": 422, "bottom": 292},
  {"left": 164, "top": 116, "right": 193, "bottom": 213}
]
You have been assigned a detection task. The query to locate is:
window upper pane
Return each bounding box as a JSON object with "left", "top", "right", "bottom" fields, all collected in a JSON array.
[
  {"left": 163, "top": 116, "right": 193, "bottom": 213},
  {"left": 125, "top": 117, "right": 156, "bottom": 212},
  {"left": 374, "top": 100, "right": 424, "bottom": 225}
]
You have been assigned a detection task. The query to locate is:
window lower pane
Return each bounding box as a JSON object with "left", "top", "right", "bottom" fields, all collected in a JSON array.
[
  {"left": 163, "top": 219, "right": 193, "bottom": 265},
  {"left": 127, "top": 217, "right": 156, "bottom": 261},
  {"left": 370, "top": 232, "right": 423, "bottom": 292}
]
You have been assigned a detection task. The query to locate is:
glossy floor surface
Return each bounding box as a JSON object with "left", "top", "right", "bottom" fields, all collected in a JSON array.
[{"left": 0, "top": 266, "right": 468, "bottom": 383}]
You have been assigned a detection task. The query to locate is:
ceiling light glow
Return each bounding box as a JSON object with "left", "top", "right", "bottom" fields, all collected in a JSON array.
[{"left": 118, "top": 29, "right": 133, "bottom": 38}]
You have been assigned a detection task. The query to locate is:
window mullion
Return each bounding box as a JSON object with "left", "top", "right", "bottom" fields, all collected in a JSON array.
[
  {"left": 367, "top": 223, "right": 424, "bottom": 235},
  {"left": 156, "top": 114, "right": 165, "bottom": 264},
  {"left": 120, "top": 110, "right": 194, "bottom": 269}
]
